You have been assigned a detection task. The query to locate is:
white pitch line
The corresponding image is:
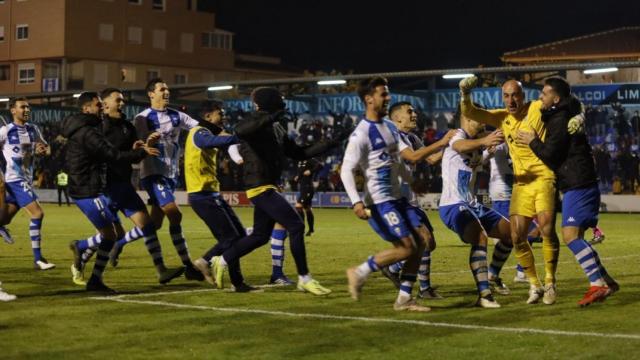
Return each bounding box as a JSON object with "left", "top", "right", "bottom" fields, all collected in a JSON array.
[{"left": 91, "top": 292, "right": 640, "bottom": 341}]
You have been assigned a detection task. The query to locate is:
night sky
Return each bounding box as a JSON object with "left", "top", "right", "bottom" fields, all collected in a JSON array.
[{"left": 212, "top": 0, "right": 640, "bottom": 74}]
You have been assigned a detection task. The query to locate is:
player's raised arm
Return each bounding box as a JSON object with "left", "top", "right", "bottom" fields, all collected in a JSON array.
[
  {"left": 459, "top": 76, "right": 505, "bottom": 128},
  {"left": 452, "top": 129, "right": 504, "bottom": 154}
]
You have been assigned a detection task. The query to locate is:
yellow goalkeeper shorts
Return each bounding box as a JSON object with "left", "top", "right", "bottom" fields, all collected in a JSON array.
[{"left": 510, "top": 179, "right": 556, "bottom": 218}]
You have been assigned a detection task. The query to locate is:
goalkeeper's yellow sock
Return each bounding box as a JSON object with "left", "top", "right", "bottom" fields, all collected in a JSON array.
[
  {"left": 514, "top": 240, "right": 542, "bottom": 287},
  {"left": 542, "top": 235, "right": 560, "bottom": 285}
]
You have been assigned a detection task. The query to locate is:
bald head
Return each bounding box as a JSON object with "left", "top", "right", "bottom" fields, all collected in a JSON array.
[{"left": 502, "top": 80, "right": 525, "bottom": 114}]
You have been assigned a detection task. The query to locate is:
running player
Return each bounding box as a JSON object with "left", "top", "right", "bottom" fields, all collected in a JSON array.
[{"left": 0, "top": 97, "right": 55, "bottom": 270}]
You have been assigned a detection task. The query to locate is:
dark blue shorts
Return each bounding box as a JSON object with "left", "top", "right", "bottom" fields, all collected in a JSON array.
[
  {"left": 562, "top": 185, "right": 600, "bottom": 229},
  {"left": 6, "top": 181, "right": 38, "bottom": 208},
  {"left": 492, "top": 200, "right": 510, "bottom": 219},
  {"left": 140, "top": 175, "right": 176, "bottom": 207},
  {"left": 106, "top": 182, "right": 146, "bottom": 218},
  {"left": 405, "top": 202, "right": 434, "bottom": 233},
  {"left": 74, "top": 195, "right": 118, "bottom": 229},
  {"left": 367, "top": 199, "right": 414, "bottom": 242},
  {"left": 439, "top": 203, "right": 502, "bottom": 243}
]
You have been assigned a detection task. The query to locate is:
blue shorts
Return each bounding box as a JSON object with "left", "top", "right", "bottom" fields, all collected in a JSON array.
[
  {"left": 6, "top": 181, "right": 38, "bottom": 208},
  {"left": 105, "top": 182, "right": 147, "bottom": 218},
  {"left": 492, "top": 200, "right": 510, "bottom": 219},
  {"left": 74, "top": 195, "right": 118, "bottom": 229},
  {"left": 562, "top": 185, "right": 600, "bottom": 228},
  {"left": 405, "top": 202, "right": 434, "bottom": 233},
  {"left": 439, "top": 203, "right": 503, "bottom": 243},
  {"left": 367, "top": 199, "right": 413, "bottom": 242},
  {"left": 140, "top": 175, "right": 176, "bottom": 207}
]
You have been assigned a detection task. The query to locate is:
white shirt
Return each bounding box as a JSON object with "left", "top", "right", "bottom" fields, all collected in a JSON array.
[
  {"left": 340, "top": 118, "right": 409, "bottom": 206},
  {"left": 483, "top": 143, "right": 513, "bottom": 201},
  {"left": 439, "top": 129, "right": 484, "bottom": 207},
  {"left": 134, "top": 107, "right": 198, "bottom": 179},
  {"left": 0, "top": 122, "right": 46, "bottom": 183},
  {"left": 398, "top": 131, "right": 423, "bottom": 206}
]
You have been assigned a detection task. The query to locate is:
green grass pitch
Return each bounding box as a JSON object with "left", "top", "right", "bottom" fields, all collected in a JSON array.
[{"left": 0, "top": 204, "right": 638, "bottom": 359}]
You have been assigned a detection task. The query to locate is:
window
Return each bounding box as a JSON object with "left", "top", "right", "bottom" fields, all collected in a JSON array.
[
  {"left": 121, "top": 66, "right": 136, "bottom": 83},
  {"left": 201, "top": 30, "right": 233, "bottom": 50},
  {"left": 99, "top": 24, "right": 114, "bottom": 41},
  {"left": 127, "top": 26, "right": 142, "bottom": 44},
  {"left": 16, "top": 24, "right": 28, "bottom": 40},
  {"left": 18, "top": 63, "right": 35, "bottom": 84},
  {"left": 152, "top": 29, "right": 166, "bottom": 50},
  {"left": 180, "top": 33, "right": 193, "bottom": 53},
  {"left": 174, "top": 73, "right": 187, "bottom": 85},
  {"left": 146, "top": 70, "right": 159, "bottom": 81},
  {"left": 0, "top": 65, "right": 10, "bottom": 81},
  {"left": 94, "top": 63, "right": 108, "bottom": 85},
  {"left": 152, "top": 0, "right": 165, "bottom": 11},
  {"left": 128, "top": 0, "right": 142, "bottom": 4},
  {"left": 0, "top": 26, "right": 4, "bottom": 42},
  {"left": 43, "top": 63, "right": 60, "bottom": 79}
]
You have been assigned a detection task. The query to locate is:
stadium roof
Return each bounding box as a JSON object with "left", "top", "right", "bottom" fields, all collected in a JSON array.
[{"left": 502, "top": 26, "right": 640, "bottom": 64}]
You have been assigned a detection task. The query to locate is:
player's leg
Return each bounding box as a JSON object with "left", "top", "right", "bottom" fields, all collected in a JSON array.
[
  {"left": 461, "top": 218, "right": 500, "bottom": 308},
  {"left": 303, "top": 198, "right": 315, "bottom": 236},
  {"left": 533, "top": 180, "right": 560, "bottom": 304},
  {"left": 294, "top": 201, "right": 305, "bottom": 232},
  {"left": 0, "top": 201, "right": 19, "bottom": 244},
  {"left": 486, "top": 215, "right": 513, "bottom": 295},
  {"left": 57, "top": 187, "right": 63, "bottom": 207},
  {"left": 405, "top": 205, "right": 440, "bottom": 299},
  {"left": 23, "top": 200, "right": 55, "bottom": 270}
]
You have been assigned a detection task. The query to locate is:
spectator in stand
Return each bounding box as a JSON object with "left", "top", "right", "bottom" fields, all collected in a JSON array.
[
  {"left": 593, "top": 145, "right": 612, "bottom": 193},
  {"left": 631, "top": 110, "right": 640, "bottom": 138}
]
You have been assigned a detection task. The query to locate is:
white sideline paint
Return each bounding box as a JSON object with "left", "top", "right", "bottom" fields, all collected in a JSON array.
[{"left": 91, "top": 289, "right": 640, "bottom": 341}]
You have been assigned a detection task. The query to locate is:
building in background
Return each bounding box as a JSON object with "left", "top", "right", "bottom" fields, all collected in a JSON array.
[
  {"left": 0, "top": 0, "right": 297, "bottom": 96},
  {"left": 502, "top": 26, "right": 640, "bottom": 84}
]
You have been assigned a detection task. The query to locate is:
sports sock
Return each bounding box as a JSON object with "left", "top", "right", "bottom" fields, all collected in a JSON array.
[
  {"left": 355, "top": 256, "right": 379, "bottom": 278},
  {"left": 418, "top": 250, "right": 431, "bottom": 290},
  {"left": 586, "top": 242, "right": 615, "bottom": 283},
  {"left": 169, "top": 225, "right": 191, "bottom": 266},
  {"left": 80, "top": 248, "right": 96, "bottom": 269},
  {"left": 513, "top": 239, "right": 542, "bottom": 287},
  {"left": 116, "top": 226, "right": 144, "bottom": 248},
  {"left": 29, "top": 218, "right": 43, "bottom": 261},
  {"left": 489, "top": 241, "right": 512, "bottom": 277},
  {"left": 270, "top": 229, "right": 287, "bottom": 278},
  {"left": 141, "top": 224, "right": 165, "bottom": 271},
  {"left": 398, "top": 273, "right": 416, "bottom": 301},
  {"left": 470, "top": 245, "right": 490, "bottom": 296},
  {"left": 542, "top": 235, "right": 560, "bottom": 285},
  {"left": 389, "top": 261, "right": 403, "bottom": 274},
  {"left": 78, "top": 234, "right": 102, "bottom": 251},
  {"left": 567, "top": 239, "right": 606, "bottom": 286},
  {"left": 91, "top": 239, "right": 114, "bottom": 280}
]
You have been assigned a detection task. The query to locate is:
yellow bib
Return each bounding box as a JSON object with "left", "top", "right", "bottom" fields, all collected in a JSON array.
[{"left": 185, "top": 126, "right": 220, "bottom": 193}]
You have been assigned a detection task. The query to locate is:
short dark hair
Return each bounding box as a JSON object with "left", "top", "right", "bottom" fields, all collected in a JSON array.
[
  {"left": 77, "top": 92, "right": 99, "bottom": 109},
  {"left": 544, "top": 77, "right": 571, "bottom": 99},
  {"left": 145, "top": 78, "right": 165, "bottom": 93},
  {"left": 100, "top": 87, "right": 122, "bottom": 100},
  {"left": 357, "top": 77, "right": 388, "bottom": 103},
  {"left": 199, "top": 100, "right": 224, "bottom": 118},
  {"left": 389, "top": 101, "right": 412, "bottom": 118},
  {"left": 8, "top": 97, "right": 28, "bottom": 109}
]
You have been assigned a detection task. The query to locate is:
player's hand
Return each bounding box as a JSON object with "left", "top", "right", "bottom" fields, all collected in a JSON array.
[
  {"left": 303, "top": 170, "right": 311, "bottom": 176},
  {"left": 146, "top": 132, "right": 161, "bottom": 147},
  {"left": 459, "top": 76, "right": 478, "bottom": 95},
  {"left": 143, "top": 146, "right": 160, "bottom": 157},
  {"left": 568, "top": 113, "right": 585, "bottom": 135},
  {"left": 482, "top": 130, "right": 504, "bottom": 147},
  {"left": 439, "top": 129, "right": 457, "bottom": 147},
  {"left": 515, "top": 129, "right": 537, "bottom": 146},
  {"left": 353, "top": 202, "right": 370, "bottom": 220},
  {"left": 35, "top": 143, "right": 48, "bottom": 156}
]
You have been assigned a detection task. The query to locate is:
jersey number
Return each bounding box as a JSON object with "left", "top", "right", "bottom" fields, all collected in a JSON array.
[{"left": 383, "top": 212, "right": 400, "bottom": 226}]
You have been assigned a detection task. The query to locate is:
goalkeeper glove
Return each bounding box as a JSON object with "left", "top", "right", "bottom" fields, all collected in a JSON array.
[
  {"left": 568, "top": 113, "right": 585, "bottom": 135},
  {"left": 459, "top": 76, "right": 478, "bottom": 95}
]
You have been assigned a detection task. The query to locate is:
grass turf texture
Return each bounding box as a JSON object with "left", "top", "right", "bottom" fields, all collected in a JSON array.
[{"left": 0, "top": 204, "right": 638, "bottom": 359}]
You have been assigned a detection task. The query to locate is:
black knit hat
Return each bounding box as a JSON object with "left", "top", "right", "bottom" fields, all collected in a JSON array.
[{"left": 251, "top": 87, "right": 285, "bottom": 113}]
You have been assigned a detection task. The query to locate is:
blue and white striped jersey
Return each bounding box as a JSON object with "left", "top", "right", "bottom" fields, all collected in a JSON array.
[
  {"left": 0, "top": 122, "right": 46, "bottom": 183},
  {"left": 439, "top": 129, "right": 483, "bottom": 207},
  {"left": 483, "top": 142, "right": 513, "bottom": 202},
  {"left": 340, "top": 118, "right": 409, "bottom": 206},
  {"left": 134, "top": 107, "right": 198, "bottom": 179}
]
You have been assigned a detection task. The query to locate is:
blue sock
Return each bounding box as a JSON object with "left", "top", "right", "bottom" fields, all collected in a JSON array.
[
  {"left": 567, "top": 239, "right": 605, "bottom": 286},
  {"left": 470, "top": 245, "right": 490, "bottom": 295},
  {"left": 117, "top": 227, "right": 144, "bottom": 248},
  {"left": 30, "top": 218, "right": 43, "bottom": 261},
  {"left": 399, "top": 273, "right": 417, "bottom": 298},
  {"left": 169, "top": 225, "right": 191, "bottom": 266},
  {"left": 418, "top": 250, "right": 431, "bottom": 290},
  {"left": 389, "top": 261, "right": 403, "bottom": 274},
  {"left": 78, "top": 234, "right": 102, "bottom": 251},
  {"left": 270, "top": 229, "right": 287, "bottom": 278}
]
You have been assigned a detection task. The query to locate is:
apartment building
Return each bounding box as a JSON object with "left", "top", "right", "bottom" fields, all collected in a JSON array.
[{"left": 0, "top": 0, "right": 294, "bottom": 96}]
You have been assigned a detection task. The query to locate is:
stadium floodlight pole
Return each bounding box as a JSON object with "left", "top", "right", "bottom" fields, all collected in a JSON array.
[
  {"left": 317, "top": 79, "right": 347, "bottom": 85},
  {"left": 207, "top": 85, "right": 233, "bottom": 91},
  {"left": 583, "top": 67, "right": 618, "bottom": 74},
  {"left": 442, "top": 73, "right": 475, "bottom": 79}
]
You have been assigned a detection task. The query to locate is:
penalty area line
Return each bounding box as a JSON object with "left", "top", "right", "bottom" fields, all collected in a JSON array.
[{"left": 91, "top": 294, "right": 640, "bottom": 341}]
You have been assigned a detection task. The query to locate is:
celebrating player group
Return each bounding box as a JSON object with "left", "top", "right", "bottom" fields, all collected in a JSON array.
[{"left": 0, "top": 75, "right": 619, "bottom": 312}]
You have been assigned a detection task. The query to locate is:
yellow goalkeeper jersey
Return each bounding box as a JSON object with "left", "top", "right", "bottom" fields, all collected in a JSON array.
[{"left": 461, "top": 98, "right": 555, "bottom": 184}]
